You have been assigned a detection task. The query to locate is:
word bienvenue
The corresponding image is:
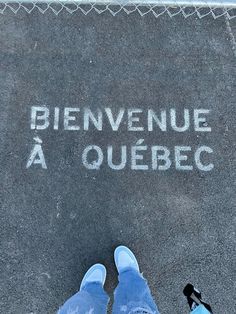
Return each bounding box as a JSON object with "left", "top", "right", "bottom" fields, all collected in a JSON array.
[{"left": 26, "top": 106, "right": 214, "bottom": 171}]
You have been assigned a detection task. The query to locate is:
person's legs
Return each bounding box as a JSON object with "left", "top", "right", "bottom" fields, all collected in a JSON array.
[
  {"left": 58, "top": 264, "right": 109, "bottom": 314},
  {"left": 112, "top": 246, "right": 160, "bottom": 314},
  {"left": 112, "top": 268, "right": 160, "bottom": 314},
  {"left": 58, "top": 282, "right": 109, "bottom": 314}
]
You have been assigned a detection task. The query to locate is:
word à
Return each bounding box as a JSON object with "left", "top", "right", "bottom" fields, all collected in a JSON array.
[{"left": 30, "top": 106, "right": 211, "bottom": 132}]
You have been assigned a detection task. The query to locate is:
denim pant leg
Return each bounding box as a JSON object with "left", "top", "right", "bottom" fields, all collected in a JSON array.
[
  {"left": 58, "top": 282, "right": 109, "bottom": 314},
  {"left": 191, "top": 305, "right": 212, "bottom": 314},
  {"left": 112, "top": 268, "right": 160, "bottom": 314}
]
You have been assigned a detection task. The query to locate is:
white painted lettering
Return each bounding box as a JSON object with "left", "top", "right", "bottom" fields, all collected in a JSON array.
[
  {"left": 131, "top": 139, "right": 148, "bottom": 170},
  {"left": 105, "top": 108, "right": 125, "bottom": 131},
  {"left": 82, "top": 145, "right": 103, "bottom": 170},
  {"left": 194, "top": 109, "right": 211, "bottom": 132},
  {"left": 84, "top": 108, "right": 102, "bottom": 131},
  {"left": 31, "top": 106, "right": 49, "bottom": 130},
  {"left": 175, "top": 146, "right": 193, "bottom": 170},
  {"left": 170, "top": 109, "right": 190, "bottom": 132},
  {"left": 54, "top": 107, "right": 60, "bottom": 130},
  {"left": 26, "top": 137, "right": 47, "bottom": 169},
  {"left": 195, "top": 146, "right": 214, "bottom": 171},
  {"left": 107, "top": 146, "right": 127, "bottom": 170},
  {"left": 64, "top": 108, "right": 80, "bottom": 130},
  {"left": 148, "top": 109, "right": 167, "bottom": 131},
  {"left": 128, "top": 109, "right": 144, "bottom": 131},
  {"left": 152, "top": 146, "right": 171, "bottom": 170}
]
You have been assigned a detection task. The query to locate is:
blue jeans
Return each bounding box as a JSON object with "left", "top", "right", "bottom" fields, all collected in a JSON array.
[
  {"left": 58, "top": 268, "right": 160, "bottom": 314},
  {"left": 191, "top": 305, "right": 211, "bottom": 314}
]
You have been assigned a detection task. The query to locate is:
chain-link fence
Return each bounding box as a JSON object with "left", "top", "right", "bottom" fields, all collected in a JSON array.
[{"left": 0, "top": 0, "right": 235, "bottom": 18}]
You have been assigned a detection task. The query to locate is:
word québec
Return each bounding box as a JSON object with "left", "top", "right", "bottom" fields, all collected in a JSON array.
[{"left": 27, "top": 106, "right": 214, "bottom": 171}]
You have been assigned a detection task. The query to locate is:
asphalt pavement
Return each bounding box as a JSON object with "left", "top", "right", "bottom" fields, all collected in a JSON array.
[{"left": 0, "top": 9, "right": 235, "bottom": 314}]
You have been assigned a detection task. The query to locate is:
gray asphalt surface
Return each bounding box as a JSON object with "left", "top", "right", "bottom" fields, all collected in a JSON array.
[{"left": 0, "top": 9, "right": 236, "bottom": 314}]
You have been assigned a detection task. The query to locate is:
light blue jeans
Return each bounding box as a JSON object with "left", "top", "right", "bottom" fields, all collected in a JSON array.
[
  {"left": 191, "top": 305, "right": 211, "bottom": 314},
  {"left": 58, "top": 268, "right": 160, "bottom": 314}
]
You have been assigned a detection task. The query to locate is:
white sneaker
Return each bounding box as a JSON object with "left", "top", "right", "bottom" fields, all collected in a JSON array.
[
  {"left": 114, "top": 245, "right": 140, "bottom": 274},
  {"left": 80, "top": 263, "right": 106, "bottom": 290}
]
